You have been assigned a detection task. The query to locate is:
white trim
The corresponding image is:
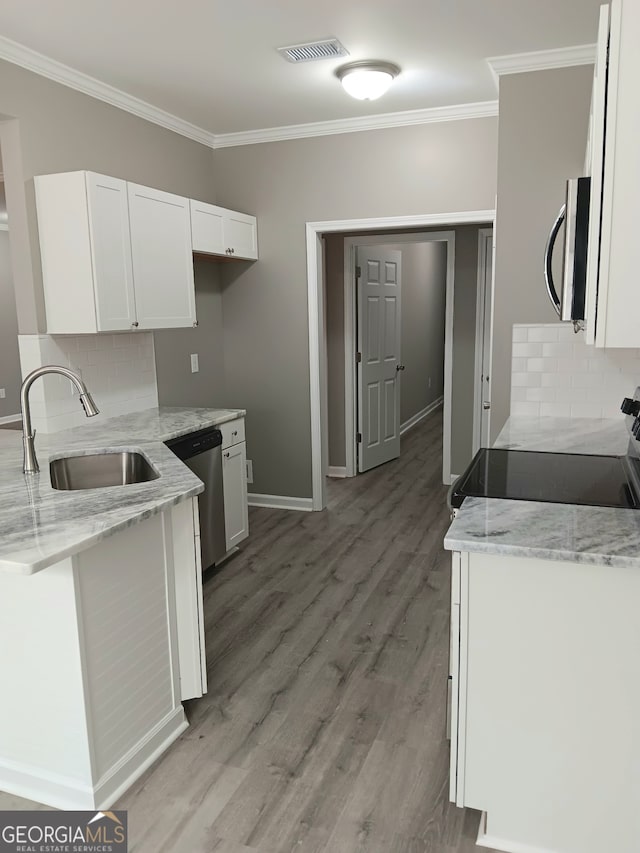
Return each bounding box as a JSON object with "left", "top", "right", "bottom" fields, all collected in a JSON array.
[
  {"left": 247, "top": 493, "right": 314, "bottom": 512},
  {"left": 487, "top": 44, "right": 596, "bottom": 84},
  {"left": 400, "top": 397, "right": 444, "bottom": 436},
  {"left": 472, "top": 228, "right": 493, "bottom": 455},
  {"left": 0, "top": 35, "right": 216, "bottom": 148},
  {"left": 0, "top": 413, "right": 20, "bottom": 425},
  {"left": 307, "top": 210, "right": 496, "bottom": 511},
  {"left": 212, "top": 101, "right": 498, "bottom": 148},
  {"left": 476, "top": 812, "right": 557, "bottom": 853},
  {"left": 327, "top": 466, "right": 348, "bottom": 478},
  {"left": 0, "top": 223, "right": 8, "bottom": 231},
  {"left": 448, "top": 473, "right": 461, "bottom": 485}
]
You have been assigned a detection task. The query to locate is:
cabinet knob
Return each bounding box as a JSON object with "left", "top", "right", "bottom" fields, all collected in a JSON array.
[
  {"left": 224, "top": 451, "right": 230, "bottom": 458},
  {"left": 193, "top": 320, "right": 199, "bottom": 327},
  {"left": 225, "top": 248, "right": 231, "bottom": 255},
  {"left": 132, "top": 321, "right": 139, "bottom": 328},
  {"left": 231, "top": 248, "right": 235, "bottom": 254}
]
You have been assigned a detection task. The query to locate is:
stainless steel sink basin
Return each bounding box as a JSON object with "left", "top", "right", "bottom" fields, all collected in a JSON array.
[{"left": 50, "top": 451, "right": 159, "bottom": 491}]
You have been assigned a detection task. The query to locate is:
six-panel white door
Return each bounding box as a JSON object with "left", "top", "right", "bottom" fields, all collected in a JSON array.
[
  {"left": 127, "top": 183, "right": 197, "bottom": 329},
  {"left": 357, "top": 247, "right": 402, "bottom": 473}
]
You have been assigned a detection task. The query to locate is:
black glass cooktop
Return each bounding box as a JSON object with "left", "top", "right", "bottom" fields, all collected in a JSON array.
[{"left": 450, "top": 448, "right": 640, "bottom": 510}]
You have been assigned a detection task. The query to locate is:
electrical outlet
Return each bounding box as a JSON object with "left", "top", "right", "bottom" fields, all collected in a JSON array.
[
  {"left": 246, "top": 459, "right": 253, "bottom": 484},
  {"left": 190, "top": 353, "right": 199, "bottom": 373},
  {"left": 0, "top": 388, "right": 5, "bottom": 399}
]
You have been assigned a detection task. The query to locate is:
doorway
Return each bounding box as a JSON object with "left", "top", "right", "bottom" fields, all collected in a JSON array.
[
  {"left": 306, "top": 210, "right": 496, "bottom": 511},
  {"left": 336, "top": 231, "right": 455, "bottom": 482}
]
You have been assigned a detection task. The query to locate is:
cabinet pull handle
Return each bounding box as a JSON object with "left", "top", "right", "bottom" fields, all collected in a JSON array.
[
  {"left": 132, "top": 321, "right": 139, "bottom": 328},
  {"left": 224, "top": 452, "right": 230, "bottom": 458},
  {"left": 232, "top": 430, "right": 238, "bottom": 436},
  {"left": 193, "top": 320, "right": 199, "bottom": 327}
]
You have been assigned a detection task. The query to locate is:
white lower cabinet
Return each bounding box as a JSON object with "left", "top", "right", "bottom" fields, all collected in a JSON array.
[
  {"left": 222, "top": 440, "right": 249, "bottom": 550},
  {"left": 0, "top": 502, "right": 207, "bottom": 811},
  {"left": 449, "top": 549, "right": 640, "bottom": 853}
]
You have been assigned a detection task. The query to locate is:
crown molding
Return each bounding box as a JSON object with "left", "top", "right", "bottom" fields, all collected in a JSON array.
[
  {"left": 487, "top": 43, "right": 597, "bottom": 85},
  {"left": 0, "top": 34, "right": 498, "bottom": 151},
  {"left": 0, "top": 35, "right": 216, "bottom": 148},
  {"left": 211, "top": 100, "right": 499, "bottom": 149}
]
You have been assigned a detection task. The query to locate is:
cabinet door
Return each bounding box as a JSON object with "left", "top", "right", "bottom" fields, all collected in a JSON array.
[
  {"left": 127, "top": 183, "right": 196, "bottom": 329},
  {"left": 224, "top": 211, "right": 258, "bottom": 260},
  {"left": 596, "top": 0, "right": 640, "bottom": 347},
  {"left": 86, "top": 173, "right": 137, "bottom": 332},
  {"left": 222, "top": 441, "right": 249, "bottom": 550},
  {"left": 190, "top": 199, "right": 226, "bottom": 255}
]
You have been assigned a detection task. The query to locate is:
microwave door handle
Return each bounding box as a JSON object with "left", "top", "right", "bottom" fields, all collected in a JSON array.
[
  {"left": 544, "top": 204, "right": 565, "bottom": 317},
  {"left": 560, "top": 179, "right": 579, "bottom": 322}
]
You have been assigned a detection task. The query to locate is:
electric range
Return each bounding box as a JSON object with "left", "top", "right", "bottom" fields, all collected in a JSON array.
[{"left": 449, "top": 390, "right": 640, "bottom": 513}]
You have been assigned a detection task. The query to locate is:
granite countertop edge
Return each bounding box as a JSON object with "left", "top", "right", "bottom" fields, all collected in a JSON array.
[{"left": 0, "top": 406, "right": 246, "bottom": 575}]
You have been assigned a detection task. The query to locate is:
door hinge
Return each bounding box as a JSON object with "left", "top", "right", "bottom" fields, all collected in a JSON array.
[
  {"left": 357, "top": 432, "right": 362, "bottom": 443},
  {"left": 356, "top": 351, "right": 362, "bottom": 363},
  {"left": 355, "top": 265, "right": 361, "bottom": 279}
]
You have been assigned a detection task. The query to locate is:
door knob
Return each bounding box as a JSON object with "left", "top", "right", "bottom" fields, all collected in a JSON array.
[{"left": 396, "top": 364, "right": 405, "bottom": 371}]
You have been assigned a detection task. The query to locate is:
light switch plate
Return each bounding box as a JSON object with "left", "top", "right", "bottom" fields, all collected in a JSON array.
[
  {"left": 0, "top": 388, "right": 5, "bottom": 399},
  {"left": 190, "top": 354, "right": 199, "bottom": 373}
]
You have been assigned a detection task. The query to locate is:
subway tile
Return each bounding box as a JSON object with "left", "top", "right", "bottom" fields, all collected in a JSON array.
[
  {"left": 556, "top": 358, "right": 589, "bottom": 373},
  {"left": 525, "top": 387, "right": 557, "bottom": 402},
  {"left": 511, "top": 358, "right": 527, "bottom": 372},
  {"left": 571, "top": 373, "right": 603, "bottom": 389},
  {"left": 541, "top": 342, "right": 574, "bottom": 358},
  {"left": 541, "top": 373, "right": 573, "bottom": 388},
  {"left": 512, "top": 342, "right": 543, "bottom": 358},
  {"left": 511, "top": 401, "right": 540, "bottom": 417},
  {"left": 527, "top": 326, "right": 560, "bottom": 343},
  {"left": 570, "top": 402, "right": 603, "bottom": 418},
  {"left": 526, "top": 358, "right": 548, "bottom": 373},
  {"left": 512, "top": 327, "right": 528, "bottom": 343},
  {"left": 512, "top": 372, "right": 542, "bottom": 388}
]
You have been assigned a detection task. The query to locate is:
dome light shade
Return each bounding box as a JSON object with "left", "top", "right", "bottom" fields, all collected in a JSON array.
[{"left": 336, "top": 61, "right": 400, "bottom": 101}]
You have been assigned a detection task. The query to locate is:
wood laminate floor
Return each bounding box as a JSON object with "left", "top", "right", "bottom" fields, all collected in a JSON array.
[{"left": 1, "top": 410, "right": 498, "bottom": 852}]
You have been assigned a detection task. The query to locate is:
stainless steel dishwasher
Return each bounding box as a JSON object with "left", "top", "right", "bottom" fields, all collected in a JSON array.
[{"left": 165, "top": 427, "right": 226, "bottom": 571}]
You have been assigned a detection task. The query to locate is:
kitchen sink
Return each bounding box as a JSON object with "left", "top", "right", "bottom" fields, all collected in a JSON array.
[{"left": 50, "top": 451, "right": 159, "bottom": 491}]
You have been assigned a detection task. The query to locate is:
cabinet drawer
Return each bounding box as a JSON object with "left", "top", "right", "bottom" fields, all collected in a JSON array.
[{"left": 219, "top": 418, "right": 245, "bottom": 449}]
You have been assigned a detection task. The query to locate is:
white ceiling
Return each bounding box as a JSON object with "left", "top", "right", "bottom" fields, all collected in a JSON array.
[{"left": 0, "top": 0, "right": 602, "bottom": 135}]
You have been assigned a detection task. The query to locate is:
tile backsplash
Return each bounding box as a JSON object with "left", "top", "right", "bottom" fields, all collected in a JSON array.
[
  {"left": 511, "top": 324, "right": 640, "bottom": 419},
  {"left": 18, "top": 333, "right": 158, "bottom": 433}
]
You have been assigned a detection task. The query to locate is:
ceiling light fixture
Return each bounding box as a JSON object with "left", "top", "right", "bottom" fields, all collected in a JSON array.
[{"left": 336, "top": 61, "right": 400, "bottom": 101}]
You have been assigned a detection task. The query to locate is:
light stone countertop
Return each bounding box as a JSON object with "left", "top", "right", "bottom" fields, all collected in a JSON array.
[
  {"left": 0, "top": 406, "right": 245, "bottom": 575},
  {"left": 444, "top": 415, "right": 640, "bottom": 568}
]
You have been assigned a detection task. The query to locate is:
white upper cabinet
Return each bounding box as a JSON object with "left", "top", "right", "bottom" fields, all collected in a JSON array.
[
  {"left": 128, "top": 183, "right": 196, "bottom": 329},
  {"left": 35, "top": 171, "right": 138, "bottom": 334},
  {"left": 35, "top": 171, "right": 198, "bottom": 333},
  {"left": 589, "top": 0, "right": 640, "bottom": 348},
  {"left": 190, "top": 199, "right": 258, "bottom": 261}
]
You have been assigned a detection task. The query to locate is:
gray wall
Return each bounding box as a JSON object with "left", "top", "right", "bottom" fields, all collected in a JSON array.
[
  {"left": 450, "top": 225, "right": 485, "bottom": 475},
  {"left": 214, "top": 119, "right": 498, "bottom": 498},
  {"left": 0, "top": 228, "right": 21, "bottom": 417},
  {"left": 0, "top": 59, "right": 216, "bottom": 340},
  {"left": 155, "top": 258, "right": 227, "bottom": 408},
  {"left": 490, "top": 65, "right": 593, "bottom": 440},
  {"left": 393, "top": 241, "right": 447, "bottom": 425}
]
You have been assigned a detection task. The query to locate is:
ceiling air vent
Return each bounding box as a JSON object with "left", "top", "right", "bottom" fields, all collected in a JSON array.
[{"left": 277, "top": 38, "right": 349, "bottom": 64}]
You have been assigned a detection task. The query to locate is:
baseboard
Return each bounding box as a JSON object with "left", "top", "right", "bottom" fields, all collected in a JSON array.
[
  {"left": 248, "top": 493, "right": 314, "bottom": 512},
  {"left": 326, "top": 465, "right": 348, "bottom": 478},
  {"left": 400, "top": 397, "right": 443, "bottom": 436},
  {"left": 476, "top": 812, "right": 557, "bottom": 853},
  {"left": 0, "top": 707, "right": 188, "bottom": 810},
  {"left": 0, "top": 413, "right": 20, "bottom": 425},
  {"left": 95, "top": 707, "right": 188, "bottom": 809},
  {"left": 447, "top": 473, "right": 461, "bottom": 485}
]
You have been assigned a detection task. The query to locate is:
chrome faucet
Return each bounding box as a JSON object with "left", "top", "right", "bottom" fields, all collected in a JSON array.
[{"left": 20, "top": 365, "right": 100, "bottom": 474}]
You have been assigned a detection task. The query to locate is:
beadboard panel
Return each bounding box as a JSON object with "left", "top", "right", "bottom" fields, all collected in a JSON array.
[{"left": 76, "top": 513, "right": 175, "bottom": 782}]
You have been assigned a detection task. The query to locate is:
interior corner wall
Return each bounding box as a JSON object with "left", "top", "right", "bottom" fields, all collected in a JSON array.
[
  {"left": 214, "top": 118, "right": 498, "bottom": 499},
  {"left": 490, "top": 64, "right": 593, "bottom": 442}
]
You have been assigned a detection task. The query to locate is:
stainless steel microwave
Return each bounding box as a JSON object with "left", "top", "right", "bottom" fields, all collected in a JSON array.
[{"left": 544, "top": 176, "right": 591, "bottom": 332}]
